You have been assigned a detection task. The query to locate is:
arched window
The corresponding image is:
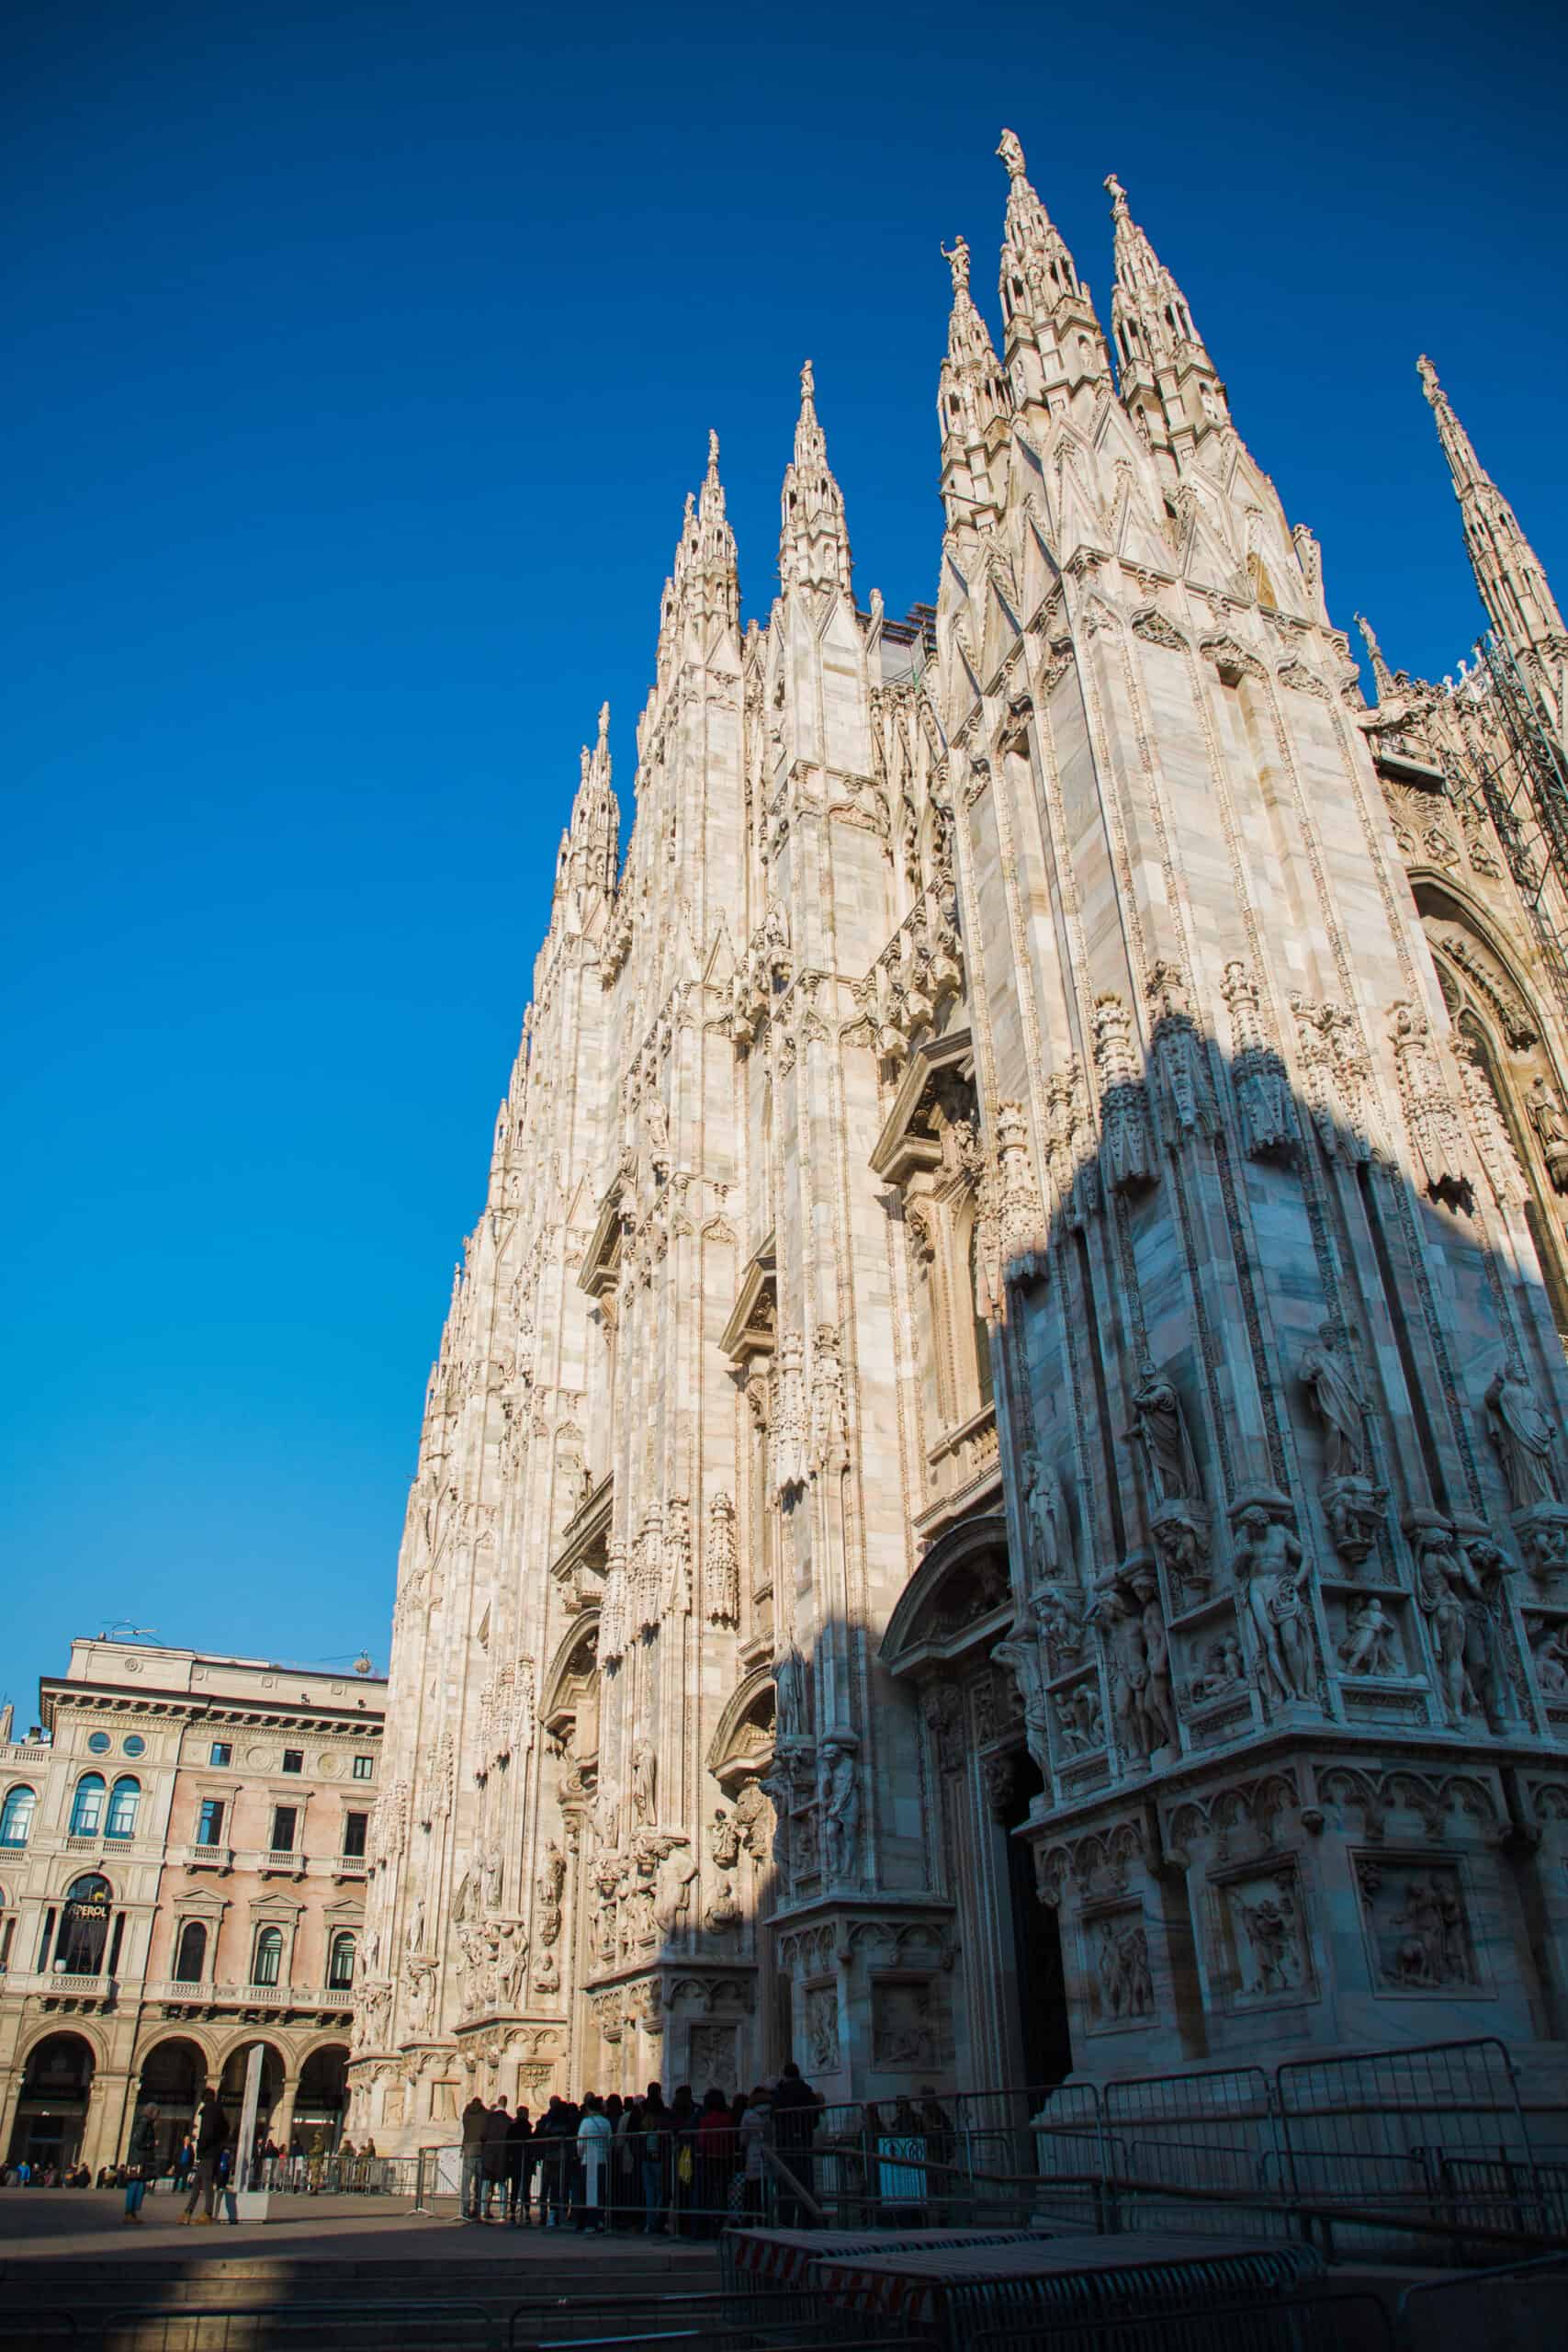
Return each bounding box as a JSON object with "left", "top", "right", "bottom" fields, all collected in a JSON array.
[
  {"left": 252, "top": 1926, "right": 284, "bottom": 1987},
  {"left": 173, "top": 1920, "right": 207, "bottom": 1983},
  {"left": 327, "top": 1930, "right": 355, "bottom": 1989},
  {"left": 57, "top": 1874, "right": 112, "bottom": 1975},
  {"left": 106, "top": 1777, "right": 141, "bottom": 1839},
  {"left": 0, "top": 1786, "right": 35, "bottom": 1847},
  {"left": 69, "top": 1774, "right": 106, "bottom": 1837}
]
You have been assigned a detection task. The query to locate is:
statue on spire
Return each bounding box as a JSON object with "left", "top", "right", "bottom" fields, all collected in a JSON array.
[
  {"left": 1104, "top": 172, "right": 1130, "bottom": 218},
  {"left": 997, "top": 128, "right": 1027, "bottom": 180},
  {"left": 941, "top": 235, "right": 972, "bottom": 297}
]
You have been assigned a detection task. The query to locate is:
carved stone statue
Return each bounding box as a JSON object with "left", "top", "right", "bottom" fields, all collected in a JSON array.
[
  {"left": 1127, "top": 1565, "right": 1177, "bottom": 1753},
  {"left": 708, "top": 1806, "right": 740, "bottom": 1869},
  {"left": 1232, "top": 1506, "right": 1313, "bottom": 1705},
  {"left": 1188, "top": 1634, "right": 1245, "bottom": 1704},
  {"left": 653, "top": 1848, "right": 698, "bottom": 1936},
  {"left": 1091, "top": 1582, "right": 1152, "bottom": 1766},
  {"left": 630, "top": 1736, "right": 657, "bottom": 1827},
  {"left": 1300, "top": 1324, "right": 1369, "bottom": 1482},
  {"left": 532, "top": 1947, "right": 559, "bottom": 1996},
  {"left": 1527, "top": 1076, "right": 1568, "bottom": 1192},
  {"left": 536, "top": 1841, "right": 566, "bottom": 1909},
  {"left": 1485, "top": 1371, "right": 1559, "bottom": 1510},
  {"left": 1132, "top": 1364, "right": 1201, "bottom": 1508},
  {"left": 817, "top": 1735, "right": 861, "bottom": 1881},
  {"left": 1032, "top": 1580, "right": 1084, "bottom": 1673},
  {"left": 774, "top": 1644, "right": 807, "bottom": 1743},
  {"left": 1022, "top": 1449, "right": 1068, "bottom": 1580}
]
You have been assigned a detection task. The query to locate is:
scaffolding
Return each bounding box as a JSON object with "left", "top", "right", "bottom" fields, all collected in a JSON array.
[{"left": 1452, "top": 630, "right": 1568, "bottom": 1028}]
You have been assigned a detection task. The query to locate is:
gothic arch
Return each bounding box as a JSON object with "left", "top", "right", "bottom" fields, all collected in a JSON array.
[
  {"left": 880, "top": 1512, "right": 1011, "bottom": 1676},
  {"left": 541, "top": 1613, "right": 601, "bottom": 1730}
]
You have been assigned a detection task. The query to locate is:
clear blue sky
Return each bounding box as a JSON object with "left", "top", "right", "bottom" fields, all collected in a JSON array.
[{"left": 6, "top": 0, "right": 1564, "bottom": 1718}]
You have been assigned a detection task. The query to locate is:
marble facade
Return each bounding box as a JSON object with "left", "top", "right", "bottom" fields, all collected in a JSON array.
[{"left": 348, "top": 135, "right": 1568, "bottom": 2148}]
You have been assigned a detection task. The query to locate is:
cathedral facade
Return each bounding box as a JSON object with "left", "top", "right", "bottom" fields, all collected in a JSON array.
[{"left": 347, "top": 134, "right": 1568, "bottom": 2148}]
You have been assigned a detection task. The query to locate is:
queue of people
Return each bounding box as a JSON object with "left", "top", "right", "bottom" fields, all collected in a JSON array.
[{"left": 456, "top": 2062, "right": 827, "bottom": 2233}]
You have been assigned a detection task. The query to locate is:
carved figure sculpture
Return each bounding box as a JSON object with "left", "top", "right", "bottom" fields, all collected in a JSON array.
[
  {"left": 1092, "top": 1583, "right": 1152, "bottom": 1766},
  {"left": 1232, "top": 1507, "right": 1313, "bottom": 1705},
  {"left": 705, "top": 1490, "right": 740, "bottom": 1625},
  {"left": 1023, "top": 1450, "right": 1068, "bottom": 1580},
  {"left": 1300, "top": 1324, "right": 1369, "bottom": 1482},
  {"left": 1485, "top": 1371, "right": 1559, "bottom": 1510},
  {"left": 708, "top": 1806, "right": 740, "bottom": 1869},
  {"left": 774, "top": 1643, "right": 807, "bottom": 1742},
  {"left": 1188, "top": 1634, "right": 1246, "bottom": 1703},
  {"left": 817, "top": 1736, "right": 861, "bottom": 1881},
  {"left": 1527, "top": 1077, "right": 1568, "bottom": 1191},
  {"left": 1128, "top": 1566, "right": 1176, "bottom": 1753},
  {"left": 1132, "top": 1365, "right": 1201, "bottom": 1506},
  {"left": 630, "top": 1736, "right": 657, "bottom": 1827}
]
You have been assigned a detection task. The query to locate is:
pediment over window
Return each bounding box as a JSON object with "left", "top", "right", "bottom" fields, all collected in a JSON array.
[
  {"left": 870, "top": 1029, "right": 976, "bottom": 1187},
  {"left": 705, "top": 1665, "right": 777, "bottom": 1789},
  {"left": 580, "top": 1167, "right": 632, "bottom": 1299},
  {"left": 720, "top": 1236, "right": 778, "bottom": 1363},
  {"left": 542, "top": 1618, "right": 601, "bottom": 1746},
  {"left": 880, "top": 1513, "right": 1012, "bottom": 1677}
]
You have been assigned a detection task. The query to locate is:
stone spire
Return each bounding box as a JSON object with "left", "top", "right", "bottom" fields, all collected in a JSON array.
[
  {"left": 1104, "top": 173, "right": 1228, "bottom": 469},
  {"left": 937, "top": 232, "right": 1011, "bottom": 529},
  {"left": 549, "top": 702, "right": 620, "bottom": 933},
  {"left": 1355, "top": 613, "right": 1399, "bottom": 705},
  {"left": 779, "top": 359, "right": 853, "bottom": 601},
  {"left": 657, "top": 432, "right": 741, "bottom": 669},
  {"left": 1419, "top": 356, "right": 1567, "bottom": 684},
  {"left": 995, "top": 129, "right": 1109, "bottom": 417}
]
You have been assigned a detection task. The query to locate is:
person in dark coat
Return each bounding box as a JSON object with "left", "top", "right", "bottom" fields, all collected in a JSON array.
[
  {"left": 504, "top": 2103, "right": 534, "bottom": 2224},
  {"left": 480, "top": 2098, "right": 511, "bottom": 2220},
  {"left": 459, "top": 2093, "right": 489, "bottom": 2222},
  {"left": 123, "top": 2106, "right": 159, "bottom": 2223},
  {"left": 772, "top": 2061, "right": 822, "bottom": 2227},
  {"left": 182, "top": 2089, "right": 231, "bottom": 2223}
]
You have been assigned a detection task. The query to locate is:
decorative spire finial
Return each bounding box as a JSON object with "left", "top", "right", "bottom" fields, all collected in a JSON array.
[
  {"left": 1104, "top": 172, "right": 1130, "bottom": 219},
  {"left": 1355, "top": 614, "right": 1397, "bottom": 701},
  {"left": 800, "top": 356, "right": 815, "bottom": 406},
  {"left": 1417, "top": 354, "right": 1440, "bottom": 400},
  {"left": 706, "top": 427, "right": 720, "bottom": 476},
  {"left": 941, "top": 234, "right": 971, "bottom": 297},
  {"left": 597, "top": 700, "right": 610, "bottom": 745}
]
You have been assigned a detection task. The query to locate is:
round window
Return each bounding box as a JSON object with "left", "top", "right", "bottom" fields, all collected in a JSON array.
[
  {"left": 87, "top": 1733, "right": 110, "bottom": 1755},
  {"left": 123, "top": 1736, "right": 146, "bottom": 1757}
]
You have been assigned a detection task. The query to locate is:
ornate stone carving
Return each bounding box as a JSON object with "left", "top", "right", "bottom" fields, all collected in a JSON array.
[
  {"left": 1093, "top": 993, "right": 1156, "bottom": 1191},
  {"left": 1091, "top": 1912, "right": 1154, "bottom": 2023},
  {"left": 662, "top": 1494, "right": 693, "bottom": 1618},
  {"left": 1132, "top": 1363, "right": 1202, "bottom": 1510},
  {"left": 804, "top": 1983, "right": 840, "bottom": 2071},
  {"left": 1146, "top": 962, "right": 1218, "bottom": 1147},
  {"left": 598, "top": 1539, "right": 629, "bottom": 1664},
  {"left": 1022, "top": 1450, "right": 1071, "bottom": 1583},
  {"left": 773, "top": 1329, "right": 808, "bottom": 1495},
  {"left": 1043, "top": 1061, "right": 1100, "bottom": 1227},
  {"left": 1411, "top": 1515, "right": 1510, "bottom": 1729},
  {"left": 1224, "top": 1871, "right": 1307, "bottom": 1998},
  {"left": 1485, "top": 1371, "right": 1561, "bottom": 1510},
  {"left": 872, "top": 1980, "right": 941, "bottom": 2067},
  {"left": 1186, "top": 1633, "right": 1246, "bottom": 1705},
  {"left": 1089, "top": 1560, "right": 1175, "bottom": 1768},
  {"left": 994, "top": 1099, "right": 1046, "bottom": 1271},
  {"left": 1291, "top": 996, "right": 1374, "bottom": 1163},
  {"left": 705, "top": 1490, "right": 740, "bottom": 1625},
  {"left": 1299, "top": 1321, "right": 1386, "bottom": 1566},
  {"left": 810, "top": 1324, "right": 849, "bottom": 1473},
  {"left": 1221, "top": 958, "right": 1293, "bottom": 1159},
  {"left": 1053, "top": 1676, "right": 1104, "bottom": 1755},
  {"left": 630, "top": 1736, "right": 657, "bottom": 1829},
  {"left": 1390, "top": 1001, "right": 1470, "bottom": 1200}
]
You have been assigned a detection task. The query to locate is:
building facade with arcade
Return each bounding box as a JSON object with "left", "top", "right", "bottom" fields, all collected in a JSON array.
[{"left": 0, "top": 1639, "right": 384, "bottom": 2175}]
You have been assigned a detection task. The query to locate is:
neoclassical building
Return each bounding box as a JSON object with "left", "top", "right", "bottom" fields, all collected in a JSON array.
[
  {"left": 349, "top": 133, "right": 1568, "bottom": 2148},
  {"left": 0, "top": 1640, "right": 384, "bottom": 2172}
]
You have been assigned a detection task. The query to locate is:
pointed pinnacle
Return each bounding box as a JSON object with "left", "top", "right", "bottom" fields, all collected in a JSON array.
[
  {"left": 597, "top": 701, "right": 610, "bottom": 744},
  {"left": 1354, "top": 613, "right": 1396, "bottom": 697},
  {"left": 706, "top": 427, "right": 721, "bottom": 476},
  {"left": 1417, "top": 354, "right": 1440, "bottom": 401},
  {"left": 800, "top": 356, "right": 816, "bottom": 408}
]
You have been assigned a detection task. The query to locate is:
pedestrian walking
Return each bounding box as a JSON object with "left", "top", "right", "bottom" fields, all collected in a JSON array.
[
  {"left": 480, "top": 2098, "right": 511, "bottom": 2220},
  {"left": 504, "top": 2103, "right": 534, "bottom": 2223},
  {"left": 576, "top": 2095, "right": 611, "bottom": 2232},
  {"left": 181, "top": 2088, "right": 231, "bottom": 2224}
]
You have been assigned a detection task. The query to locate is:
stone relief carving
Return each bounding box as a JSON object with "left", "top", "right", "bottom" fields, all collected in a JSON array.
[
  {"left": 1090, "top": 1563, "right": 1175, "bottom": 1768},
  {"left": 1043, "top": 1061, "right": 1100, "bottom": 1228},
  {"left": 1022, "top": 1450, "right": 1071, "bottom": 1583},
  {"left": 1485, "top": 1371, "right": 1560, "bottom": 1510},
  {"left": 804, "top": 1983, "right": 840, "bottom": 2072},
  {"left": 773, "top": 1329, "right": 808, "bottom": 1495},
  {"left": 1186, "top": 1633, "right": 1247, "bottom": 1706},
  {"left": 1053, "top": 1676, "right": 1104, "bottom": 1755},
  {"left": 1225, "top": 1871, "right": 1307, "bottom": 1998},
  {"left": 1526, "top": 1077, "right": 1568, "bottom": 1191},
  {"left": 872, "top": 1980, "right": 941, "bottom": 2068},
  {"left": 1091, "top": 1912, "right": 1154, "bottom": 2024},
  {"left": 730, "top": 1776, "right": 773, "bottom": 1862},
  {"left": 630, "top": 1736, "right": 658, "bottom": 1829},
  {"left": 1337, "top": 1595, "right": 1401, "bottom": 1678},
  {"left": 1291, "top": 996, "right": 1374, "bottom": 1163},
  {"left": 1355, "top": 1859, "right": 1478, "bottom": 1990},
  {"left": 689, "top": 2022, "right": 739, "bottom": 2088},
  {"left": 1299, "top": 1321, "right": 1387, "bottom": 1566},
  {"left": 1411, "top": 1516, "right": 1512, "bottom": 1728},
  {"left": 811, "top": 1325, "right": 849, "bottom": 1473},
  {"left": 1132, "top": 1363, "right": 1201, "bottom": 1510},
  {"left": 599, "top": 1539, "right": 629, "bottom": 1664}
]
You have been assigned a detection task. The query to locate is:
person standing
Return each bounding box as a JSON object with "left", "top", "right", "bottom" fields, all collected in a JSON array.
[
  {"left": 771, "top": 2062, "right": 821, "bottom": 2228},
  {"left": 480, "top": 2098, "right": 511, "bottom": 2222},
  {"left": 637, "top": 2086, "right": 668, "bottom": 2234},
  {"left": 459, "top": 2091, "right": 489, "bottom": 2222},
  {"left": 181, "top": 2089, "right": 230, "bottom": 2225},
  {"left": 504, "top": 2103, "right": 533, "bottom": 2224},
  {"left": 576, "top": 2096, "right": 612, "bottom": 2233},
  {"left": 123, "top": 2105, "right": 159, "bottom": 2224},
  {"left": 737, "top": 2084, "right": 773, "bottom": 2224}
]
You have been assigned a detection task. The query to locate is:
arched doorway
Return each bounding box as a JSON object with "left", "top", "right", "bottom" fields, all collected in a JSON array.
[
  {"left": 50, "top": 1873, "right": 114, "bottom": 1976},
  {"left": 135, "top": 2036, "right": 208, "bottom": 2171},
  {"left": 8, "top": 2031, "right": 96, "bottom": 2171},
  {"left": 295, "top": 2044, "right": 350, "bottom": 2153}
]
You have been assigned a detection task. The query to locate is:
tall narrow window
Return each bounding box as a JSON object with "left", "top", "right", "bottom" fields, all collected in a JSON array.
[
  {"left": 0, "top": 1786, "right": 35, "bottom": 1847},
  {"left": 174, "top": 1920, "right": 207, "bottom": 1983},
  {"left": 343, "top": 1811, "right": 367, "bottom": 1860},
  {"left": 327, "top": 1930, "right": 355, "bottom": 1988},
  {"left": 252, "top": 1926, "right": 284, "bottom": 1987},
  {"left": 106, "top": 1777, "right": 140, "bottom": 1839},
  {"left": 968, "top": 1222, "right": 995, "bottom": 1411},
  {"left": 197, "top": 1798, "right": 226, "bottom": 1846},
  {"left": 69, "top": 1774, "right": 106, "bottom": 1836},
  {"left": 270, "top": 1806, "right": 298, "bottom": 1853}
]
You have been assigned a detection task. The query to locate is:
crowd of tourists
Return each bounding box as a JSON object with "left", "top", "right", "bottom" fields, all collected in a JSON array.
[{"left": 457, "top": 2064, "right": 830, "bottom": 2231}]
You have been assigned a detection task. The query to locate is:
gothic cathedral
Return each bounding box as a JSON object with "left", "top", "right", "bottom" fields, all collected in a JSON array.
[{"left": 348, "top": 134, "right": 1568, "bottom": 2143}]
